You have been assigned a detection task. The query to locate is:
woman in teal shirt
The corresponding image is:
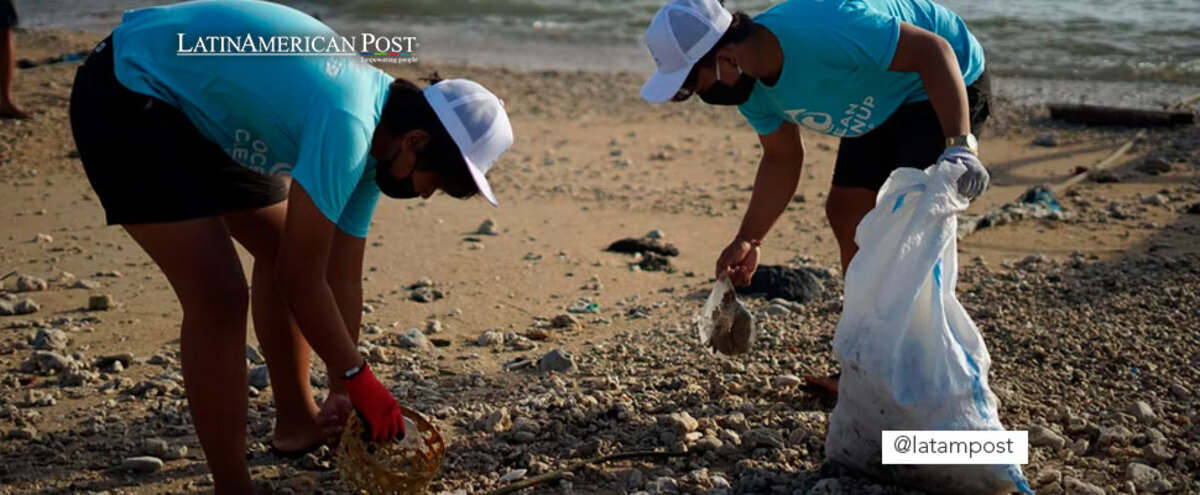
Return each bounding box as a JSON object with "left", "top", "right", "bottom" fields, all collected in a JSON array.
[{"left": 69, "top": 1, "right": 513, "bottom": 491}]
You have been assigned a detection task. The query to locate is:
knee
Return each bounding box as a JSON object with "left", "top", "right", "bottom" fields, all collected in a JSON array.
[{"left": 180, "top": 275, "right": 249, "bottom": 322}]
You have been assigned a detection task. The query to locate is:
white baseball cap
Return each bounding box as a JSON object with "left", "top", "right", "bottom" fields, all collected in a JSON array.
[
  {"left": 423, "top": 79, "right": 513, "bottom": 206},
  {"left": 640, "top": 0, "right": 733, "bottom": 103}
]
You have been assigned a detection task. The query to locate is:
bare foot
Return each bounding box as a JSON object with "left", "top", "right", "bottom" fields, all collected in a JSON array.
[
  {"left": 0, "top": 102, "right": 31, "bottom": 119},
  {"left": 317, "top": 392, "right": 353, "bottom": 445}
]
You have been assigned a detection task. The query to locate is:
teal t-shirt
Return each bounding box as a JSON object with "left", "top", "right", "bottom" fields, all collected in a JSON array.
[
  {"left": 738, "top": 0, "right": 984, "bottom": 138},
  {"left": 112, "top": 0, "right": 391, "bottom": 237}
]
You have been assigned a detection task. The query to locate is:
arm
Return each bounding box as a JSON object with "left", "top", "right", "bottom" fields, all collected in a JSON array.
[
  {"left": 276, "top": 182, "right": 363, "bottom": 377},
  {"left": 325, "top": 230, "right": 365, "bottom": 394},
  {"left": 888, "top": 22, "right": 969, "bottom": 139},
  {"left": 716, "top": 122, "right": 805, "bottom": 286}
]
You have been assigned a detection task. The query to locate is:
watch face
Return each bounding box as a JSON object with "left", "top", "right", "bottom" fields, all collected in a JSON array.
[{"left": 966, "top": 133, "right": 978, "bottom": 150}]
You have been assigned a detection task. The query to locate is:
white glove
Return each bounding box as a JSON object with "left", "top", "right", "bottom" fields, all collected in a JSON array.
[{"left": 939, "top": 146, "right": 989, "bottom": 199}]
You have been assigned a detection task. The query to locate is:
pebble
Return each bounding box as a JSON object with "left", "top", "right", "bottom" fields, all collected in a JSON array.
[
  {"left": 410, "top": 286, "right": 444, "bottom": 303},
  {"left": 1, "top": 298, "right": 40, "bottom": 315},
  {"left": 742, "top": 428, "right": 785, "bottom": 449},
  {"left": 249, "top": 365, "right": 270, "bottom": 390},
  {"left": 1136, "top": 157, "right": 1172, "bottom": 175},
  {"left": 663, "top": 412, "right": 699, "bottom": 435},
  {"left": 7, "top": 426, "right": 38, "bottom": 440},
  {"left": 70, "top": 279, "right": 102, "bottom": 290},
  {"left": 538, "top": 348, "right": 577, "bottom": 373},
  {"left": 33, "top": 233, "right": 53, "bottom": 243},
  {"left": 88, "top": 294, "right": 117, "bottom": 311},
  {"left": 477, "top": 218, "right": 499, "bottom": 236},
  {"left": 1063, "top": 477, "right": 1105, "bottom": 495},
  {"left": 1141, "top": 194, "right": 1169, "bottom": 206},
  {"left": 1097, "top": 425, "right": 1134, "bottom": 447},
  {"left": 758, "top": 304, "right": 791, "bottom": 317},
  {"left": 245, "top": 345, "right": 266, "bottom": 365},
  {"left": 1128, "top": 401, "right": 1157, "bottom": 424},
  {"left": 645, "top": 229, "right": 665, "bottom": 239},
  {"left": 1029, "top": 425, "right": 1067, "bottom": 450},
  {"left": 478, "top": 329, "right": 504, "bottom": 347},
  {"left": 1142, "top": 443, "right": 1173, "bottom": 464},
  {"left": 23, "top": 350, "right": 72, "bottom": 374},
  {"left": 1169, "top": 382, "right": 1191, "bottom": 399},
  {"left": 808, "top": 478, "right": 842, "bottom": 495},
  {"left": 425, "top": 319, "right": 444, "bottom": 334},
  {"left": 32, "top": 328, "right": 68, "bottom": 351},
  {"left": 398, "top": 328, "right": 431, "bottom": 350},
  {"left": 480, "top": 408, "right": 511, "bottom": 433},
  {"left": 1033, "top": 133, "right": 1060, "bottom": 147},
  {"left": 121, "top": 456, "right": 164, "bottom": 473},
  {"left": 1125, "top": 463, "right": 1171, "bottom": 493},
  {"left": 773, "top": 375, "right": 803, "bottom": 388},
  {"left": 550, "top": 313, "right": 579, "bottom": 329},
  {"left": 498, "top": 469, "right": 527, "bottom": 483},
  {"left": 15, "top": 275, "right": 48, "bottom": 292}
]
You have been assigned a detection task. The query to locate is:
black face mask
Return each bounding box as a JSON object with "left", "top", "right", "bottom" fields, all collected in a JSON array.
[
  {"left": 375, "top": 157, "right": 420, "bottom": 199},
  {"left": 698, "top": 72, "right": 757, "bottom": 106}
]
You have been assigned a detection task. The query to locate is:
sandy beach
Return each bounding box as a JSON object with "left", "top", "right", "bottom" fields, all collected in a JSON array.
[{"left": 1, "top": 28, "right": 1199, "bottom": 495}]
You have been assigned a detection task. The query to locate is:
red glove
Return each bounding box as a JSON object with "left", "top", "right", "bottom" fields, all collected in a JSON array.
[{"left": 341, "top": 363, "right": 405, "bottom": 443}]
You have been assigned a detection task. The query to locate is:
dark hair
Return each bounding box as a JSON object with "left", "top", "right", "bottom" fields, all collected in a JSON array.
[
  {"left": 699, "top": 11, "right": 756, "bottom": 64},
  {"left": 380, "top": 73, "right": 478, "bottom": 199}
]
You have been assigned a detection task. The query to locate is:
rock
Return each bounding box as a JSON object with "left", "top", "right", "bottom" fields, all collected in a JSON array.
[
  {"left": 510, "top": 431, "right": 536, "bottom": 444},
  {"left": 1069, "top": 439, "right": 1090, "bottom": 456},
  {"left": 742, "top": 428, "right": 784, "bottom": 449},
  {"left": 70, "top": 279, "right": 102, "bottom": 290},
  {"left": 550, "top": 313, "right": 579, "bottom": 329},
  {"left": 605, "top": 238, "right": 679, "bottom": 257},
  {"left": 662, "top": 412, "right": 699, "bottom": 435},
  {"left": 694, "top": 436, "right": 724, "bottom": 451},
  {"left": 1128, "top": 401, "right": 1157, "bottom": 424},
  {"left": 736, "top": 265, "right": 823, "bottom": 303},
  {"left": 477, "top": 329, "right": 504, "bottom": 347},
  {"left": 32, "top": 233, "right": 53, "bottom": 243},
  {"left": 1142, "top": 443, "right": 1173, "bottom": 464},
  {"left": 1126, "top": 463, "right": 1170, "bottom": 493},
  {"left": 1141, "top": 194, "right": 1169, "bottom": 206},
  {"left": 1064, "top": 477, "right": 1106, "bottom": 495},
  {"left": 808, "top": 478, "right": 842, "bottom": 495},
  {"left": 2, "top": 298, "right": 41, "bottom": 315},
  {"left": 245, "top": 345, "right": 266, "bottom": 365},
  {"left": 1097, "top": 425, "right": 1134, "bottom": 447},
  {"left": 88, "top": 294, "right": 117, "bottom": 311},
  {"left": 1091, "top": 169, "right": 1121, "bottom": 183},
  {"left": 538, "top": 348, "right": 576, "bottom": 373},
  {"left": 646, "top": 476, "right": 678, "bottom": 494},
  {"left": 122, "top": 456, "right": 164, "bottom": 473},
  {"left": 249, "top": 365, "right": 270, "bottom": 390},
  {"left": 498, "top": 469, "right": 527, "bottom": 483},
  {"left": 759, "top": 304, "right": 791, "bottom": 317},
  {"left": 1030, "top": 425, "right": 1068, "bottom": 450},
  {"left": 1169, "top": 382, "right": 1191, "bottom": 399},
  {"left": 410, "top": 287, "right": 444, "bottom": 303},
  {"left": 1136, "top": 157, "right": 1172, "bottom": 175},
  {"left": 144, "top": 438, "right": 170, "bottom": 457},
  {"left": 477, "top": 218, "right": 499, "bottom": 236},
  {"left": 23, "top": 351, "right": 72, "bottom": 374},
  {"left": 397, "top": 328, "right": 431, "bottom": 350},
  {"left": 108, "top": 360, "right": 124, "bottom": 373},
  {"left": 32, "top": 328, "right": 68, "bottom": 351},
  {"left": 96, "top": 352, "right": 134, "bottom": 369},
  {"left": 774, "top": 374, "right": 803, "bottom": 388},
  {"left": 480, "top": 408, "right": 511, "bottom": 433},
  {"left": 638, "top": 252, "right": 674, "bottom": 272},
  {"left": 425, "top": 319, "right": 444, "bottom": 334},
  {"left": 645, "top": 229, "right": 665, "bottom": 239},
  {"left": 7, "top": 426, "right": 38, "bottom": 440},
  {"left": 15, "top": 276, "right": 48, "bottom": 292},
  {"left": 22, "top": 389, "right": 55, "bottom": 407},
  {"left": 1033, "top": 133, "right": 1060, "bottom": 147}
]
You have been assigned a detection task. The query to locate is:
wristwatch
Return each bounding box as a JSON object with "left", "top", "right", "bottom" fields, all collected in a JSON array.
[{"left": 946, "top": 133, "right": 978, "bottom": 153}]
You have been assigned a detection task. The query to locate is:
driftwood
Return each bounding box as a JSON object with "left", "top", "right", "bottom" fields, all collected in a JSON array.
[
  {"left": 1048, "top": 104, "right": 1194, "bottom": 127},
  {"left": 1051, "top": 130, "right": 1147, "bottom": 193},
  {"left": 483, "top": 450, "right": 690, "bottom": 495}
]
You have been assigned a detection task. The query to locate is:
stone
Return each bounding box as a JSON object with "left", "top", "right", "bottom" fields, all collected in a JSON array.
[
  {"left": 7, "top": 426, "right": 38, "bottom": 440},
  {"left": 1030, "top": 425, "right": 1068, "bottom": 450},
  {"left": 245, "top": 345, "right": 266, "bottom": 365},
  {"left": 550, "top": 313, "right": 579, "bottom": 329},
  {"left": 1097, "top": 425, "right": 1134, "bottom": 447},
  {"left": 1141, "top": 194, "right": 1169, "bottom": 206},
  {"left": 249, "top": 365, "right": 270, "bottom": 390},
  {"left": 693, "top": 436, "right": 724, "bottom": 451},
  {"left": 480, "top": 408, "right": 511, "bottom": 433},
  {"left": 122, "top": 456, "right": 164, "bottom": 473},
  {"left": 1063, "top": 477, "right": 1105, "bottom": 495},
  {"left": 1092, "top": 169, "right": 1121, "bottom": 183},
  {"left": 742, "top": 428, "right": 785, "bottom": 449},
  {"left": 32, "top": 328, "right": 68, "bottom": 351},
  {"left": 808, "top": 478, "right": 842, "bottom": 495},
  {"left": 477, "top": 218, "right": 499, "bottom": 236},
  {"left": 1128, "top": 401, "right": 1157, "bottom": 424},
  {"left": 510, "top": 431, "right": 536, "bottom": 444},
  {"left": 1125, "top": 463, "right": 1170, "bottom": 493},
  {"left": 397, "top": 328, "right": 431, "bottom": 350},
  {"left": 499, "top": 469, "right": 526, "bottom": 483},
  {"left": 410, "top": 287, "right": 444, "bottom": 303},
  {"left": 15, "top": 276, "right": 48, "bottom": 292},
  {"left": 759, "top": 304, "right": 791, "bottom": 317},
  {"left": 23, "top": 351, "right": 72, "bottom": 374},
  {"left": 1069, "top": 439, "right": 1090, "bottom": 456},
  {"left": 108, "top": 360, "right": 124, "bottom": 373},
  {"left": 425, "top": 319, "right": 444, "bottom": 334},
  {"left": 32, "top": 233, "right": 53, "bottom": 243},
  {"left": 88, "top": 294, "right": 117, "bottom": 311},
  {"left": 71, "top": 279, "right": 102, "bottom": 290},
  {"left": 1136, "top": 157, "right": 1172, "bottom": 175},
  {"left": 1142, "top": 443, "right": 1173, "bottom": 464},
  {"left": 774, "top": 375, "right": 803, "bottom": 388},
  {"left": 3, "top": 298, "right": 40, "bottom": 315},
  {"left": 1169, "top": 382, "right": 1191, "bottom": 399},
  {"left": 96, "top": 352, "right": 134, "bottom": 369},
  {"left": 538, "top": 348, "right": 576, "bottom": 373},
  {"left": 1033, "top": 133, "right": 1060, "bottom": 147},
  {"left": 144, "top": 438, "right": 170, "bottom": 457},
  {"left": 645, "top": 229, "right": 665, "bottom": 239},
  {"left": 662, "top": 412, "right": 699, "bottom": 435},
  {"left": 477, "top": 329, "right": 504, "bottom": 347}
]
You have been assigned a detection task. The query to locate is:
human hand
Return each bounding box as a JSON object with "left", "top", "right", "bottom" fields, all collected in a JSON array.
[
  {"left": 715, "top": 238, "right": 760, "bottom": 287},
  {"left": 939, "top": 146, "right": 989, "bottom": 198},
  {"left": 340, "top": 363, "right": 405, "bottom": 443},
  {"left": 317, "top": 392, "right": 353, "bottom": 443}
]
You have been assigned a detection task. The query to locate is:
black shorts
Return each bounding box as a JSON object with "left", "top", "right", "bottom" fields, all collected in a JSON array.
[
  {"left": 1, "top": 0, "right": 16, "bottom": 30},
  {"left": 68, "top": 36, "right": 287, "bottom": 226},
  {"left": 832, "top": 70, "right": 991, "bottom": 191}
]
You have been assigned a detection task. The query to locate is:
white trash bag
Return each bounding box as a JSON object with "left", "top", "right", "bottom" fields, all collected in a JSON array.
[
  {"left": 825, "top": 161, "right": 1032, "bottom": 494},
  {"left": 695, "top": 276, "right": 756, "bottom": 355}
]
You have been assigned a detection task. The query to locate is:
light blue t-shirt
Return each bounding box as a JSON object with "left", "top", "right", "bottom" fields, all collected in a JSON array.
[
  {"left": 738, "top": 0, "right": 984, "bottom": 138},
  {"left": 112, "top": 0, "right": 391, "bottom": 237}
]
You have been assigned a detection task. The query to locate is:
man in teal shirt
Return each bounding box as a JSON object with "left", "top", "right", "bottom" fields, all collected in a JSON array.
[
  {"left": 641, "top": 0, "right": 990, "bottom": 392},
  {"left": 70, "top": 1, "right": 514, "bottom": 491}
]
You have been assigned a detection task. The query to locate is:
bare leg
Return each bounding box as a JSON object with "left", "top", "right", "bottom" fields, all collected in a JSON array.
[
  {"left": 124, "top": 219, "right": 252, "bottom": 494},
  {"left": 223, "top": 203, "right": 325, "bottom": 451},
  {"left": 0, "top": 28, "right": 30, "bottom": 119}
]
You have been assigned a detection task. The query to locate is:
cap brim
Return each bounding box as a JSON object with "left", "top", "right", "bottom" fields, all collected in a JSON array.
[
  {"left": 640, "top": 65, "right": 692, "bottom": 103},
  {"left": 464, "top": 156, "right": 498, "bottom": 207}
]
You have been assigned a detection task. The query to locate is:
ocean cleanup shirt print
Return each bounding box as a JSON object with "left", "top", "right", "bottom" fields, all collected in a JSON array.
[{"left": 736, "top": 0, "right": 984, "bottom": 138}]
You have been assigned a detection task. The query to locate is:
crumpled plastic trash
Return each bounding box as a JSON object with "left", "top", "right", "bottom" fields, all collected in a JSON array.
[{"left": 695, "top": 277, "right": 756, "bottom": 355}]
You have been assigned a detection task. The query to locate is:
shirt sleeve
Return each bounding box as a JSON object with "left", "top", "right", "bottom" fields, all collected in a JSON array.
[
  {"left": 290, "top": 108, "right": 376, "bottom": 237},
  {"left": 813, "top": 5, "right": 901, "bottom": 71},
  {"left": 335, "top": 174, "right": 381, "bottom": 238},
  {"left": 738, "top": 91, "right": 784, "bottom": 136}
]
